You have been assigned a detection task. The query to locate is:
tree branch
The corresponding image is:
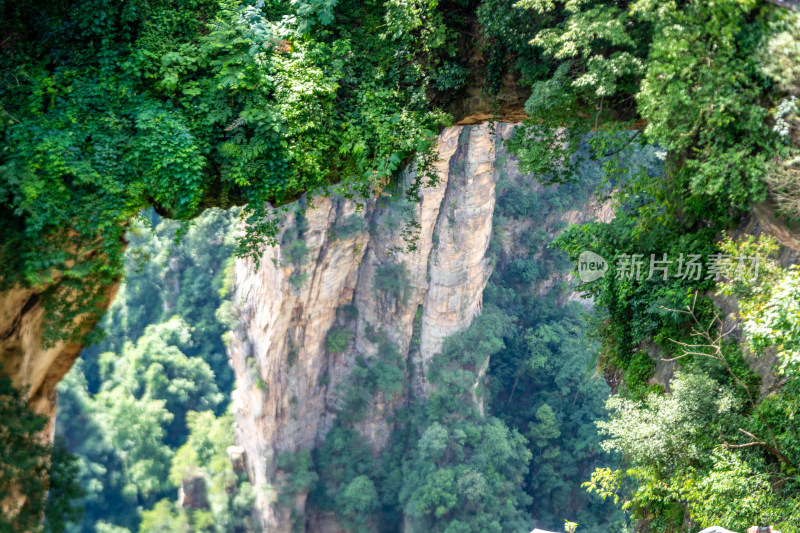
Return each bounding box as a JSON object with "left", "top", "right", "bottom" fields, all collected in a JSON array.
[
  {"left": 602, "top": 129, "right": 641, "bottom": 157},
  {"left": 718, "top": 427, "right": 794, "bottom": 469},
  {"left": 660, "top": 292, "right": 793, "bottom": 469},
  {"left": 766, "top": 0, "right": 799, "bottom": 11},
  {"left": 0, "top": 102, "right": 21, "bottom": 124}
]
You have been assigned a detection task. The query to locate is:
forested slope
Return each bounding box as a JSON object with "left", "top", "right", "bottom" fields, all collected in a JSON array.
[{"left": 54, "top": 209, "right": 258, "bottom": 532}]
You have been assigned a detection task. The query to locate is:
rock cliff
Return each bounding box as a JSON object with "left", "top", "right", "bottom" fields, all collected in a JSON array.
[
  {"left": 0, "top": 281, "right": 118, "bottom": 526},
  {"left": 226, "top": 123, "right": 612, "bottom": 531},
  {"left": 227, "top": 124, "right": 499, "bottom": 530},
  {"left": 0, "top": 283, "right": 118, "bottom": 433}
]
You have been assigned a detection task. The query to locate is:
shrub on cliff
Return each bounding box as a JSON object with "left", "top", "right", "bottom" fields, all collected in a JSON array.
[
  {"left": 374, "top": 262, "right": 411, "bottom": 305},
  {"left": 325, "top": 327, "right": 353, "bottom": 354}
]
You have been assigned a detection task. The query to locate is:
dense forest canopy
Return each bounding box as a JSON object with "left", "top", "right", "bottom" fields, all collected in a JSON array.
[
  {"left": 0, "top": 0, "right": 457, "bottom": 342},
  {"left": 46, "top": 131, "right": 642, "bottom": 533},
  {"left": 1, "top": 0, "right": 796, "bottom": 337},
  {"left": 54, "top": 210, "right": 257, "bottom": 532},
  {"left": 2, "top": 0, "right": 800, "bottom": 531}
]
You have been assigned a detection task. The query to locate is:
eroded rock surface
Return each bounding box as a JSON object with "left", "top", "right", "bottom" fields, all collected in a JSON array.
[
  {"left": 227, "top": 123, "right": 614, "bottom": 531},
  {"left": 228, "top": 124, "right": 500, "bottom": 530},
  {"left": 0, "top": 281, "right": 118, "bottom": 525},
  {"left": 0, "top": 283, "right": 119, "bottom": 432}
]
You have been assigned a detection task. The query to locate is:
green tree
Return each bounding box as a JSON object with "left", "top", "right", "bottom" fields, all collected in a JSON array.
[
  {"left": 0, "top": 0, "right": 453, "bottom": 345},
  {"left": 55, "top": 207, "right": 250, "bottom": 531},
  {"left": 97, "top": 317, "right": 224, "bottom": 444},
  {"left": 174, "top": 412, "right": 258, "bottom": 530},
  {"left": 56, "top": 362, "right": 137, "bottom": 531},
  {"left": 96, "top": 387, "right": 174, "bottom": 502},
  {"left": 338, "top": 475, "right": 380, "bottom": 532},
  {"left": 137, "top": 500, "right": 191, "bottom": 533},
  {"left": 82, "top": 209, "right": 239, "bottom": 394},
  {"left": 1, "top": 374, "right": 83, "bottom": 533}
]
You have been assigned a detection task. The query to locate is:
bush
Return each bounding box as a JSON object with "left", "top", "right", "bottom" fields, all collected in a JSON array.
[
  {"left": 335, "top": 215, "right": 365, "bottom": 241},
  {"left": 338, "top": 304, "right": 359, "bottom": 322},
  {"left": 276, "top": 450, "right": 318, "bottom": 507},
  {"left": 433, "top": 62, "right": 469, "bottom": 92},
  {"left": 283, "top": 241, "right": 309, "bottom": 266},
  {"left": 0, "top": 376, "right": 84, "bottom": 533},
  {"left": 337, "top": 475, "right": 379, "bottom": 532},
  {"left": 374, "top": 263, "right": 411, "bottom": 304},
  {"left": 325, "top": 327, "right": 353, "bottom": 353},
  {"left": 410, "top": 306, "right": 423, "bottom": 350},
  {"left": 289, "top": 272, "right": 310, "bottom": 291}
]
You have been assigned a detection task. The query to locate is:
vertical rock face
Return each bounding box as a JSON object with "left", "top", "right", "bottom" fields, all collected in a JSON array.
[
  {"left": 0, "top": 281, "right": 118, "bottom": 525},
  {"left": 418, "top": 126, "right": 497, "bottom": 378},
  {"left": 228, "top": 124, "right": 501, "bottom": 530},
  {"left": 227, "top": 122, "right": 613, "bottom": 530}
]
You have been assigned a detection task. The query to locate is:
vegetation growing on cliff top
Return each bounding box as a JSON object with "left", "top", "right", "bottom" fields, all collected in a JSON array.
[
  {"left": 0, "top": 0, "right": 455, "bottom": 342},
  {"left": 3, "top": 0, "right": 795, "bottom": 348}
]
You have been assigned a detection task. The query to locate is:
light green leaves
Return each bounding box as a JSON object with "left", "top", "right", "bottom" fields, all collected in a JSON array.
[
  {"left": 720, "top": 236, "right": 800, "bottom": 374},
  {"left": 291, "top": 0, "right": 340, "bottom": 33}
]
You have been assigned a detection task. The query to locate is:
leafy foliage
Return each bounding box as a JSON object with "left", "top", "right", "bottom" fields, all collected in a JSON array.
[
  {"left": 137, "top": 410, "right": 257, "bottom": 533},
  {"left": 339, "top": 335, "right": 405, "bottom": 423},
  {"left": 508, "top": 0, "right": 800, "bottom": 528},
  {"left": 54, "top": 209, "right": 252, "bottom": 532},
  {"left": 81, "top": 208, "right": 240, "bottom": 394},
  {"left": 477, "top": 147, "right": 628, "bottom": 532},
  {"left": 0, "top": 375, "right": 83, "bottom": 533},
  {"left": 276, "top": 450, "right": 319, "bottom": 505},
  {"left": 0, "top": 0, "right": 456, "bottom": 342},
  {"left": 720, "top": 236, "right": 800, "bottom": 373},
  {"left": 520, "top": 0, "right": 799, "bottom": 401},
  {"left": 333, "top": 213, "right": 366, "bottom": 241},
  {"left": 9, "top": 0, "right": 800, "bottom": 531},
  {"left": 373, "top": 262, "right": 412, "bottom": 305},
  {"left": 587, "top": 368, "right": 800, "bottom": 531},
  {"left": 97, "top": 317, "right": 224, "bottom": 445},
  {"left": 325, "top": 326, "right": 353, "bottom": 354}
]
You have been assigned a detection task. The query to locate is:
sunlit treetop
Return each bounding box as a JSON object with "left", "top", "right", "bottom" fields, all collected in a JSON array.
[{"left": 0, "top": 0, "right": 461, "bottom": 341}]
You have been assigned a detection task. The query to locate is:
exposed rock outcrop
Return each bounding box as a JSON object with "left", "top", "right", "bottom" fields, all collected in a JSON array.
[
  {"left": 0, "top": 282, "right": 119, "bottom": 433},
  {"left": 226, "top": 123, "right": 613, "bottom": 531},
  {"left": 444, "top": 43, "right": 529, "bottom": 125},
  {"left": 227, "top": 124, "right": 500, "bottom": 530},
  {"left": 178, "top": 467, "right": 209, "bottom": 510},
  {"left": 0, "top": 280, "right": 118, "bottom": 527}
]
